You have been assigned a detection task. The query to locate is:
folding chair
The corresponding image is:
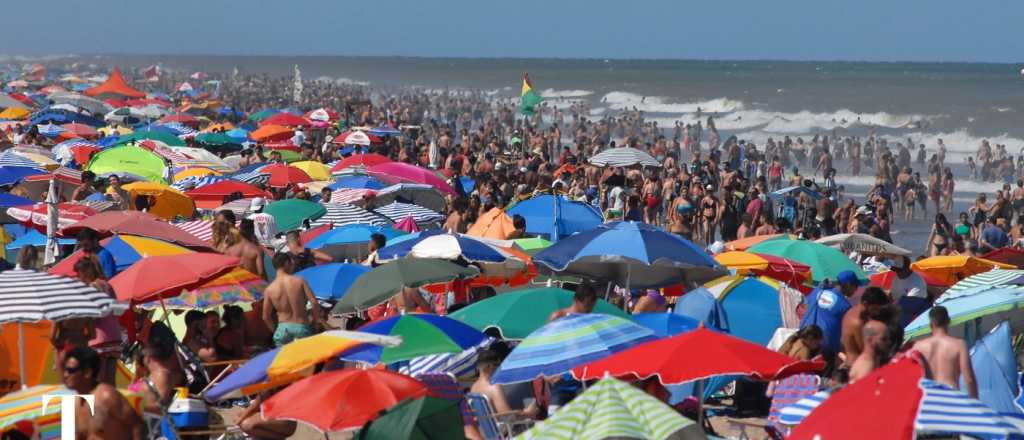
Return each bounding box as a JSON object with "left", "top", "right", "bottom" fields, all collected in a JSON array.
[
  {"left": 465, "top": 392, "right": 533, "bottom": 440},
  {"left": 767, "top": 373, "right": 821, "bottom": 438}
]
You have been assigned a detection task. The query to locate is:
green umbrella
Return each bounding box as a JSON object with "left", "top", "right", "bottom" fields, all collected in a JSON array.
[
  {"left": 517, "top": 377, "right": 701, "bottom": 440},
  {"left": 263, "top": 199, "right": 327, "bottom": 232},
  {"left": 358, "top": 396, "right": 466, "bottom": 440},
  {"left": 194, "top": 133, "right": 244, "bottom": 152},
  {"left": 86, "top": 145, "right": 168, "bottom": 184},
  {"left": 115, "top": 130, "right": 186, "bottom": 147},
  {"left": 271, "top": 149, "right": 303, "bottom": 163},
  {"left": 512, "top": 237, "right": 552, "bottom": 256},
  {"left": 449, "top": 287, "right": 630, "bottom": 339},
  {"left": 749, "top": 238, "right": 868, "bottom": 284},
  {"left": 333, "top": 259, "right": 479, "bottom": 314},
  {"left": 248, "top": 109, "right": 280, "bottom": 122}
]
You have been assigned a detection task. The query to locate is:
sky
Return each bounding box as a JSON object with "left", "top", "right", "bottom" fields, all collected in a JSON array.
[{"left": 3, "top": 0, "right": 1022, "bottom": 63}]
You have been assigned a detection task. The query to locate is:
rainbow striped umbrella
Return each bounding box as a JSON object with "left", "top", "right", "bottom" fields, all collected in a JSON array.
[
  {"left": 490, "top": 313, "right": 656, "bottom": 384},
  {"left": 0, "top": 384, "right": 72, "bottom": 440},
  {"left": 140, "top": 267, "right": 266, "bottom": 310}
]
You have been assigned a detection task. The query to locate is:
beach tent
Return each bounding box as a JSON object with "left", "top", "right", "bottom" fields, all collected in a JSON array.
[
  {"left": 466, "top": 207, "right": 516, "bottom": 240},
  {"left": 84, "top": 69, "right": 145, "bottom": 100},
  {"left": 962, "top": 321, "right": 1024, "bottom": 425},
  {"left": 703, "top": 275, "right": 801, "bottom": 346},
  {"left": 672, "top": 287, "right": 726, "bottom": 330},
  {"left": 86, "top": 145, "right": 168, "bottom": 184},
  {"left": 506, "top": 194, "right": 603, "bottom": 241}
]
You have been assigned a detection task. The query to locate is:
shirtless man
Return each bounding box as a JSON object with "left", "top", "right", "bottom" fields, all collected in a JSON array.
[
  {"left": 140, "top": 323, "right": 185, "bottom": 415},
  {"left": 840, "top": 286, "right": 891, "bottom": 367},
  {"left": 225, "top": 218, "right": 265, "bottom": 279},
  {"left": 548, "top": 283, "right": 597, "bottom": 322},
  {"left": 848, "top": 320, "right": 889, "bottom": 383},
  {"left": 912, "top": 306, "right": 978, "bottom": 397},
  {"left": 262, "top": 253, "right": 326, "bottom": 347},
  {"left": 63, "top": 346, "right": 146, "bottom": 440}
]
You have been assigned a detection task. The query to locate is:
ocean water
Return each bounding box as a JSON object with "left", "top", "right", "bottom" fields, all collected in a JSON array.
[{"left": 72, "top": 55, "right": 1024, "bottom": 253}]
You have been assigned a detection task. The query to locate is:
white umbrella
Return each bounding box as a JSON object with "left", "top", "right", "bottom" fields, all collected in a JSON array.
[
  {"left": 49, "top": 92, "right": 113, "bottom": 115},
  {"left": 589, "top": 146, "right": 661, "bottom": 168},
  {"left": 815, "top": 233, "right": 911, "bottom": 256}
]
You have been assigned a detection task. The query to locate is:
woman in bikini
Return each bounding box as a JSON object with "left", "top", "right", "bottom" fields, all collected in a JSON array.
[{"left": 699, "top": 188, "right": 719, "bottom": 245}]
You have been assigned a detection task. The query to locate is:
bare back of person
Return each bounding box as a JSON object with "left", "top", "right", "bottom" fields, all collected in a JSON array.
[
  {"left": 226, "top": 241, "right": 264, "bottom": 279},
  {"left": 77, "top": 383, "right": 145, "bottom": 440},
  {"left": 264, "top": 274, "right": 309, "bottom": 325},
  {"left": 840, "top": 304, "right": 866, "bottom": 366},
  {"left": 913, "top": 334, "right": 968, "bottom": 390}
]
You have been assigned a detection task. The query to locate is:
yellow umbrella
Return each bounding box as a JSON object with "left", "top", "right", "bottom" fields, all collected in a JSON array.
[
  {"left": 174, "top": 167, "right": 222, "bottom": 181},
  {"left": 201, "top": 122, "right": 235, "bottom": 133},
  {"left": 910, "top": 255, "right": 1016, "bottom": 286},
  {"left": 0, "top": 107, "right": 30, "bottom": 120},
  {"left": 120, "top": 182, "right": 196, "bottom": 220},
  {"left": 98, "top": 125, "right": 133, "bottom": 136},
  {"left": 301, "top": 180, "right": 332, "bottom": 193},
  {"left": 290, "top": 161, "right": 331, "bottom": 181}
]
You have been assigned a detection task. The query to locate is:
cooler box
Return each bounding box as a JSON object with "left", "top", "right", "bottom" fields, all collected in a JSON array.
[{"left": 167, "top": 398, "right": 209, "bottom": 428}]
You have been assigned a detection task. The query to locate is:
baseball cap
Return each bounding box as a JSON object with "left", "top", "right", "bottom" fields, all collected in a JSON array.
[
  {"left": 836, "top": 270, "right": 864, "bottom": 286},
  {"left": 249, "top": 197, "right": 266, "bottom": 211},
  {"left": 855, "top": 206, "right": 871, "bottom": 216}
]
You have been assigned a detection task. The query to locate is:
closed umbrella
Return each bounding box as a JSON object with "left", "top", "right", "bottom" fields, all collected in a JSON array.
[
  {"left": 588, "top": 147, "right": 661, "bottom": 168},
  {"left": 332, "top": 259, "right": 479, "bottom": 314},
  {"left": 448, "top": 287, "right": 631, "bottom": 339}
]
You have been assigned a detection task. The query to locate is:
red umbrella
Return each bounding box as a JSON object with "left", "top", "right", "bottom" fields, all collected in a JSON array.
[
  {"left": 330, "top": 153, "right": 391, "bottom": 172},
  {"left": 158, "top": 113, "right": 199, "bottom": 126},
  {"left": 260, "top": 369, "right": 428, "bottom": 432},
  {"left": 869, "top": 269, "right": 949, "bottom": 290},
  {"left": 572, "top": 327, "right": 824, "bottom": 384},
  {"left": 260, "top": 113, "right": 312, "bottom": 128},
  {"left": 333, "top": 130, "right": 381, "bottom": 146},
  {"left": 110, "top": 253, "right": 240, "bottom": 302},
  {"left": 262, "top": 164, "right": 312, "bottom": 188},
  {"left": 185, "top": 180, "right": 267, "bottom": 209},
  {"left": 60, "top": 123, "right": 99, "bottom": 139},
  {"left": 7, "top": 202, "right": 97, "bottom": 231},
  {"left": 300, "top": 223, "right": 332, "bottom": 246},
  {"left": 368, "top": 162, "right": 457, "bottom": 195},
  {"left": 788, "top": 356, "right": 923, "bottom": 440},
  {"left": 61, "top": 211, "right": 211, "bottom": 249},
  {"left": 262, "top": 139, "right": 300, "bottom": 152},
  {"left": 982, "top": 248, "right": 1024, "bottom": 268},
  {"left": 69, "top": 145, "right": 101, "bottom": 165}
]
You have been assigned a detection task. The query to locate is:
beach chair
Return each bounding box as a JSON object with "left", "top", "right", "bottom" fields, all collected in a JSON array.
[
  {"left": 766, "top": 373, "right": 821, "bottom": 438},
  {"left": 465, "top": 392, "right": 533, "bottom": 440},
  {"left": 414, "top": 372, "right": 475, "bottom": 427}
]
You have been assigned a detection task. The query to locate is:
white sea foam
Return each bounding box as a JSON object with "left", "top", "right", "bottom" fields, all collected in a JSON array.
[
  {"left": 600, "top": 92, "right": 744, "bottom": 114},
  {"left": 539, "top": 89, "right": 594, "bottom": 98},
  {"left": 314, "top": 76, "right": 370, "bottom": 86}
]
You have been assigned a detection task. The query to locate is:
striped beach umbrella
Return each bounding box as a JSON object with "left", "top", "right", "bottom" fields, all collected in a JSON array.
[
  {"left": 0, "top": 269, "right": 113, "bottom": 323},
  {"left": 340, "top": 314, "right": 489, "bottom": 365},
  {"left": 371, "top": 201, "right": 444, "bottom": 224},
  {"left": 588, "top": 146, "right": 661, "bottom": 168},
  {"left": 490, "top": 313, "right": 656, "bottom": 384},
  {"left": 904, "top": 286, "right": 1024, "bottom": 341},
  {"left": 516, "top": 377, "right": 701, "bottom": 440},
  {"left": 6, "top": 202, "right": 98, "bottom": 231},
  {"left": 0, "top": 151, "right": 44, "bottom": 169},
  {"left": 940, "top": 268, "right": 1024, "bottom": 301},
  {"left": 0, "top": 384, "right": 72, "bottom": 440},
  {"left": 172, "top": 219, "right": 215, "bottom": 243},
  {"left": 311, "top": 203, "right": 392, "bottom": 228},
  {"left": 782, "top": 357, "right": 1023, "bottom": 440}
]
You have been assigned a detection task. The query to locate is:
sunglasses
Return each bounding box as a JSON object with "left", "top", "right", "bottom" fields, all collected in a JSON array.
[{"left": 63, "top": 364, "right": 83, "bottom": 375}]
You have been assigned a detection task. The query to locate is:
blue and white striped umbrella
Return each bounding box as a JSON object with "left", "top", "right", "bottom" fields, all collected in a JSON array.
[
  {"left": 377, "top": 230, "right": 512, "bottom": 264},
  {"left": 491, "top": 313, "right": 656, "bottom": 384},
  {"left": 311, "top": 203, "right": 392, "bottom": 228},
  {"left": 0, "top": 151, "right": 44, "bottom": 170},
  {"left": 157, "top": 122, "right": 196, "bottom": 136},
  {"left": 171, "top": 175, "right": 228, "bottom": 191},
  {"left": 533, "top": 221, "right": 726, "bottom": 288},
  {"left": 36, "top": 123, "right": 65, "bottom": 138},
  {"left": 780, "top": 379, "right": 1024, "bottom": 440},
  {"left": 398, "top": 337, "right": 493, "bottom": 380},
  {"left": 372, "top": 201, "right": 444, "bottom": 224}
]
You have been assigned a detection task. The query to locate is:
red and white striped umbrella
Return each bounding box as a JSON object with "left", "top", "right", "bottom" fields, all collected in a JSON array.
[
  {"left": 173, "top": 220, "right": 214, "bottom": 244},
  {"left": 7, "top": 202, "right": 98, "bottom": 230},
  {"left": 333, "top": 130, "right": 381, "bottom": 146}
]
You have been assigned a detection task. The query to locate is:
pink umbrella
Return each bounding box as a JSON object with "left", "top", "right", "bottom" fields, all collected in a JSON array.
[
  {"left": 394, "top": 216, "right": 420, "bottom": 233},
  {"left": 368, "top": 162, "right": 456, "bottom": 196}
]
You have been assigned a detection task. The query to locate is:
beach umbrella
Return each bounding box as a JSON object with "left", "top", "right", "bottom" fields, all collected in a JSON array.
[
  {"left": 713, "top": 251, "right": 812, "bottom": 288},
  {"left": 394, "top": 216, "right": 419, "bottom": 233},
  {"left": 490, "top": 313, "right": 656, "bottom": 384},
  {"left": 506, "top": 194, "right": 604, "bottom": 241},
  {"left": 305, "top": 108, "right": 336, "bottom": 122},
  {"left": 6, "top": 202, "right": 96, "bottom": 231},
  {"left": 86, "top": 145, "right": 168, "bottom": 183},
  {"left": 59, "top": 122, "right": 98, "bottom": 139},
  {"left": 334, "top": 130, "right": 382, "bottom": 146},
  {"left": 588, "top": 146, "right": 661, "bottom": 168},
  {"left": 702, "top": 275, "right": 803, "bottom": 345},
  {"left": 0, "top": 107, "right": 31, "bottom": 119},
  {"left": 534, "top": 221, "right": 726, "bottom": 288},
  {"left": 340, "top": 314, "right": 488, "bottom": 365},
  {"left": 515, "top": 377, "right": 703, "bottom": 440},
  {"left": 184, "top": 179, "right": 265, "bottom": 209},
  {"left": 0, "top": 384, "right": 73, "bottom": 438},
  {"left": 332, "top": 259, "right": 480, "bottom": 314},
  {"left": 61, "top": 211, "right": 211, "bottom": 249},
  {"left": 193, "top": 132, "right": 244, "bottom": 152},
  {"left": 139, "top": 266, "right": 266, "bottom": 310},
  {"left": 965, "top": 321, "right": 1024, "bottom": 421},
  {"left": 783, "top": 356, "right": 1022, "bottom": 440},
  {"left": 723, "top": 233, "right": 796, "bottom": 252},
  {"left": 261, "top": 369, "right": 429, "bottom": 432},
  {"left": 173, "top": 167, "right": 221, "bottom": 181},
  {"left": 367, "top": 126, "right": 401, "bottom": 137},
  {"left": 311, "top": 203, "right": 392, "bottom": 228},
  {"left": 158, "top": 113, "right": 198, "bottom": 126},
  {"left": 109, "top": 253, "right": 239, "bottom": 302},
  {"left": 910, "top": 255, "right": 1015, "bottom": 287},
  {"left": 49, "top": 234, "right": 190, "bottom": 276},
  {"left": 368, "top": 162, "right": 456, "bottom": 195},
  {"left": 466, "top": 207, "right": 516, "bottom": 240},
  {"left": 362, "top": 183, "right": 447, "bottom": 213},
  {"left": 263, "top": 198, "right": 326, "bottom": 231},
  {"left": 96, "top": 125, "right": 132, "bottom": 137},
  {"left": 377, "top": 231, "right": 527, "bottom": 278},
  {"left": 940, "top": 268, "right": 1024, "bottom": 301},
  {"left": 372, "top": 201, "right": 445, "bottom": 225},
  {"left": 290, "top": 160, "right": 331, "bottom": 181},
  {"left": 0, "top": 167, "right": 44, "bottom": 186},
  {"left": 904, "top": 286, "right": 1024, "bottom": 341},
  {"left": 982, "top": 248, "right": 1024, "bottom": 269},
  {"left": 296, "top": 263, "right": 371, "bottom": 301},
  {"left": 5, "top": 230, "right": 75, "bottom": 255},
  {"left": 260, "top": 163, "right": 312, "bottom": 188},
  {"left": 328, "top": 174, "right": 386, "bottom": 190},
  {"left": 448, "top": 287, "right": 630, "bottom": 339},
  {"left": 631, "top": 313, "right": 701, "bottom": 338},
  {"left": 249, "top": 124, "right": 293, "bottom": 142},
  {"left": 749, "top": 238, "right": 867, "bottom": 284},
  {"left": 204, "top": 330, "right": 403, "bottom": 401},
  {"left": 247, "top": 109, "right": 280, "bottom": 122},
  {"left": 0, "top": 269, "right": 114, "bottom": 387},
  {"left": 114, "top": 130, "right": 186, "bottom": 147},
  {"left": 357, "top": 395, "right": 466, "bottom": 440},
  {"left": 815, "top": 233, "right": 912, "bottom": 256},
  {"left": 306, "top": 224, "right": 406, "bottom": 261},
  {"left": 512, "top": 237, "right": 552, "bottom": 255},
  {"left": 121, "top": 181, "right": 195, "bottom": 220},
  {"left": 0, "top": 151, "right": 45, "bottom": 170},
  {"left": 260, "top": 112, "right": 311, "bottom": 128},
  {"left": 331, "top": 153, "right": 391, "bottom": 172}
]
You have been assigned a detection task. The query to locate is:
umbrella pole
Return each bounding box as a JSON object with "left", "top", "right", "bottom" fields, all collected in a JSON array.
[
  {"left": 18, "top": 322, "right": 26, "bottom": 390},
  {"left": 696, "top": 379, "right": 705, "bottom": 429}
]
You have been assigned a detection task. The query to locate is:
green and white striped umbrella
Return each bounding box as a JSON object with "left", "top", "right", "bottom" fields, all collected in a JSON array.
[
  {"left": 940, "top": 268, "right": 1024, "bottom": 301},
  {"left": 515, "top": 377, "right": 706, "bottom": 440}
]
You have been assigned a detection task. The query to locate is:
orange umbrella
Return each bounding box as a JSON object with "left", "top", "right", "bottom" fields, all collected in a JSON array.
[
  {"left": 724, "top": 233, "right": 797, "bottom": 251},
  {"left": 110, "top": 253, "right": 240, "bottom": 303},
  {"left": 250, "top": 124, "right": 293, "bottom": 142},
  {"left": 467, "top": 208, "right": 516, "bottom": 239},
  {"left": 910, "top": 255, "right": 1015, "bottom": 286},
  {"left": 714, "top": 250, "right": 812, "bottom": 289}
]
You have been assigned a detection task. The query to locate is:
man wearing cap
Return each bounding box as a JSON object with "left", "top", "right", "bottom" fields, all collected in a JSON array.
[
  {"left": 799, "top": 269, "right": 861, "bottom": 363},
  {"left": 246, "top": 197, "right": 279, "bottom": 248}
]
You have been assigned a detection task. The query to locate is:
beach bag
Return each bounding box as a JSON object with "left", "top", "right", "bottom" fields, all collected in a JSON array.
[{"left": 174, "top": 343, "right": 210, "bottom": 395}]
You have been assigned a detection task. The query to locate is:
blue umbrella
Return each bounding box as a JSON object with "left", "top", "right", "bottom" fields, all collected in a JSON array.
[
  {"left": 225, "top": 128, "right": 250, "bottom": 140},
  {"left": 296, "top": 263, "right": 371, "bottom": 301},
  {"left": 367, "top": 126, "right": 401, "bottom": 137},
  {"left": 490, "top": 313, "right": 656, "bottom": 384},
  {"left": 5, "top": 230, "right": 74, "bottom": 252},
  {"left": 377, "top": 229, "right": 508, "bottom": 263},
  {"left": 329, "top": 175, "right": 386, "bottom": 190},
  {"left": 533, "top": 221, "right": 726, "bottom": 288},
  {"left": 307, "top": 224, "right": 406, "bottom": 249},
  {"left": 132, "top": 123, "right": 180, "bottom": 135},
  {"left": 507, "top": 194, "right": 603, "bottom": 241},
  {"left": 0, "top": 167, "right": 44, "bottom": 187},
  {"left": 672, "top": 287, "right": 726, "bottom": 330},
  {"left": 458, "top": 176, "right": 475, "bottom": 194},
  {"left": 632, "top": 313, "right": 700, "bottom": 338},
  {"left": 964, "top": 321, "right": 1024, "bottom": 421},
  {"left": 339, "top": 314, "right": 489, "bottom": 365},
  {"left": 0, "top": 192, "right": 33, "bottom": 207}
]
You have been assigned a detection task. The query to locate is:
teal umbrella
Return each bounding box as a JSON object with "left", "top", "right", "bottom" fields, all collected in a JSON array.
[
  {"left": 114, "top": 130, "right": 186, "bottom": 147},
  {"left": 449, "top": 287, "right": 630, "bottom": 339},
  {"left": 357, "top": 396, "right": 466, "bottom": 440},
  {"left": 194, "top": 132, "right": 244, "bottom": 152},
  {"left": 749, "top": 238, "right": 867, "bottom": 284},
  {"left": 263, "top": 199, "right": 327, "bottom": 232}
]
